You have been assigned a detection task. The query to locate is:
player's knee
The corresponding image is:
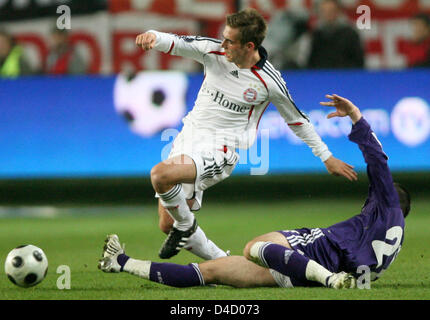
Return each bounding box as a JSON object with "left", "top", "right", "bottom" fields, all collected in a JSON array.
[
  {"left": 243, "top": 240, "right": 255, "bottom": 260},
  {"left": 199, "top": 263, "right": 217, "bottom": 284},
  {"left": 150, "top": 164, "right": 170, "bottom": 191}
]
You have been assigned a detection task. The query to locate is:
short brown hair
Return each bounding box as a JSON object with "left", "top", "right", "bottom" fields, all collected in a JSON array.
[
  {"left": 394, "top": 182, "right": 411, "bottom": 218},
  {"left": 226, "top": 8, "right": 267, "bottom": 49}
]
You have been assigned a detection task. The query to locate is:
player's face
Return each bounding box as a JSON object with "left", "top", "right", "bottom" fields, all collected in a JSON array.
[{"left": 221, "top": 26, "right": 247, "bottom": 64}]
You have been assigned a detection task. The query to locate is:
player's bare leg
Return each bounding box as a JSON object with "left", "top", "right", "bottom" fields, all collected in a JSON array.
[
  {"left": 150, "top": 154, "right": 197, "bottom": 258},
  {"left": 244, "top": 232, "right": 356, "bottom": 289},
  {"left": 151, "top": 155, "right": 196, "bottom": 232},
  {"left": 199, "top": 256, "right": 276, "bottom": 288}
]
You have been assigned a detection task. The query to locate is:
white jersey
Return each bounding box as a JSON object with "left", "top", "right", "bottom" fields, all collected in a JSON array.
[{"left": 150, "top": 30, "right": 332, "bottom": 162}]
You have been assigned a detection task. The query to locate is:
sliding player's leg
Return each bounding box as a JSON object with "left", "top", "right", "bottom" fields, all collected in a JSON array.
[
  {"left": 243, "top": 232, "right": 356, "bottom": 289},
  {"left": 98, "top": 235, "right": 275, "bottom": 288},
  {"left": 98, "top": 234, "right": 203, "bottom": 287},
  {"left": 122, "top": 256, "right": 275, "bottom": 288},
  {"left": 199, "top": 256, "right": 277, "bottom": 288}
]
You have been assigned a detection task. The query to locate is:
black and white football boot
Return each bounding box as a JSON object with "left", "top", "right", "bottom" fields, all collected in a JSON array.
[{"left": 159, "top": 219, "right": 198, "bottom": 259}]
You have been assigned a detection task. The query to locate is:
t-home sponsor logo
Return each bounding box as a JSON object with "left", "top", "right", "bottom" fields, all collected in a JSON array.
[{"left": 212, "top": 91, "right": 250, "bottom": 113}]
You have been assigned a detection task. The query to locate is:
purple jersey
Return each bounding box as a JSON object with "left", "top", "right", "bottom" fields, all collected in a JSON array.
[{"left": 321, "top": 117, "right": 405, "bottom": 280}]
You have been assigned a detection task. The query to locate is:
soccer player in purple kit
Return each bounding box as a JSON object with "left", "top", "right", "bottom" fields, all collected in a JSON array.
[{"left": 99, "top": 94, "right": 410, "bottom": 289}]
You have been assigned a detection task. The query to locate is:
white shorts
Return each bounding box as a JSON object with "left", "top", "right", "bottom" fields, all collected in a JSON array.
[{"left": 156, "top": 127, "right": 240, "bottom": 211}]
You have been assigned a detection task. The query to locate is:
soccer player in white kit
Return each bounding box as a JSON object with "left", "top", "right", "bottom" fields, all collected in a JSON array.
[{"left": 135, "top": 8, "right": 357, "bottom": 261}]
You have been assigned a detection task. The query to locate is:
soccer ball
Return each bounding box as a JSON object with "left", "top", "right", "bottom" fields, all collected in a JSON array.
[{"left": 5, "top": 245, "right": 48, "bottom": 288}]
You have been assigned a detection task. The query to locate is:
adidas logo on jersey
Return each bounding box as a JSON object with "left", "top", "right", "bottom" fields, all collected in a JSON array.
[{"left": 230, "top": 70, "right": 239, "bottom": 78}]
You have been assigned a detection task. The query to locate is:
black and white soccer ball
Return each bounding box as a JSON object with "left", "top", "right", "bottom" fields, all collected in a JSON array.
[{"left": 5, "top": 245, "right": 48, "bottom": 288}]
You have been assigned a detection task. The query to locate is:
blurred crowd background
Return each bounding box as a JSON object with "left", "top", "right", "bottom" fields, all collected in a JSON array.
[{"left": 1, "top": 0, "right": 430, "bottom": 78}]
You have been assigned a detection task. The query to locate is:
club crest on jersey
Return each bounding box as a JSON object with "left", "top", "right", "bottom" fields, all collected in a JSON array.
[{"left": 243, "top": 88, "right": 258, "bottom": 103}]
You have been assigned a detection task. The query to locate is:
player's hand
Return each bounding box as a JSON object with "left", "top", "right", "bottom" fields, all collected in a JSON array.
[
  {"left": 136, "top": 32, "right": 156, "bottom": 51},
  {"left": 324, "top": 156, "right": 358, "bottom": 181},
  {"left": 320, "top": 94, "right": 362, "bottom": 124}
]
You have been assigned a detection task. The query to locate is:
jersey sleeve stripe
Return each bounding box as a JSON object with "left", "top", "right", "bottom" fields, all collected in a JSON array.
[
  {"left": 262, "top": 67, "right": 288, "bottom": 96},
  {"left": 263, "top": 64, "right": 309, "bottom": 121},
  {"left": 177, "top": 35, "right": 222, "bottom": 44},
  {"left": 256, "top": 102, "right": 270, "bottom": 129},
  {"left": 288, "top": 99, "right": 309, "bottom": 122},
  {"left": 167, "top": 42, "right": 175, "bottom": 55},
  {"left": 248, "top": 105, "right": 255, "bottom": 121},
  {"left": 250, "top": 67, "right": 268, "bottom": 91},
  {"left": 262, "top": 65, "right": 288, "bottom": 96},
  {"left": 208, "top": 51, "right": 225, "bottom": 55},
  {"left": 265, "top": 62, "right": 298, "bottom": 103},
  {"left": 194, "top": 37, "right": 222, "bottom": 44}
]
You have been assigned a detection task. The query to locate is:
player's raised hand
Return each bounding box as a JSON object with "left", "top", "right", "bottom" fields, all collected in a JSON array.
[
  {"left": 136, "top": 32, "right": 157, "bottom": 51},
  {"left": 324, "top": 156, "right": 358, "bottom": 182},
  {"left": 320, "top": 94, "right": 362, "bottom": 123}
]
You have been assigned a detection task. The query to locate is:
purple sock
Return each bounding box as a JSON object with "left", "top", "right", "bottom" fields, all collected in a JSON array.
[
  {"left": 117, "top": 254, "right": 130, "bottom": 271},
  {"left": 149, "top": 262, "right": 204, "bottom": 288},
  {"left": 260, "top": 243, "right": 309, "bottom": 285}
]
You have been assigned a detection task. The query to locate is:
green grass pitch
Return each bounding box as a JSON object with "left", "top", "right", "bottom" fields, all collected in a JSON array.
[{"left": 0, "top": 198, "right": 429, "bottom": 300}]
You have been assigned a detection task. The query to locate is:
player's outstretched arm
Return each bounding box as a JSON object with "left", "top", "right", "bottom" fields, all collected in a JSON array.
[
  {"left": 271, "top": 90, "right": 357, "bottom": 181},
  {"left": 319, "top": 94, "right": 362, "bottom": 181},
  {"left": 321, "top": 94, "right": 398, "bottom": 206},
  {"left": 135, "top": 30, "right": 220, "bottom": 64}
]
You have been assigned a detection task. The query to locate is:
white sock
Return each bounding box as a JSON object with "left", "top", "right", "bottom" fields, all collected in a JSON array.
[
  {"left": 184, "top": 226, "right": 227, "bottom": 260},
  {"left": 159, "top": 184, "right": 194, "bottom": 231},
  {"left": 305, "top": 260, "right": 333, "bottom": 286},
  {"left": 123, "top": 258, "right": 151, "bottom": 279}
]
